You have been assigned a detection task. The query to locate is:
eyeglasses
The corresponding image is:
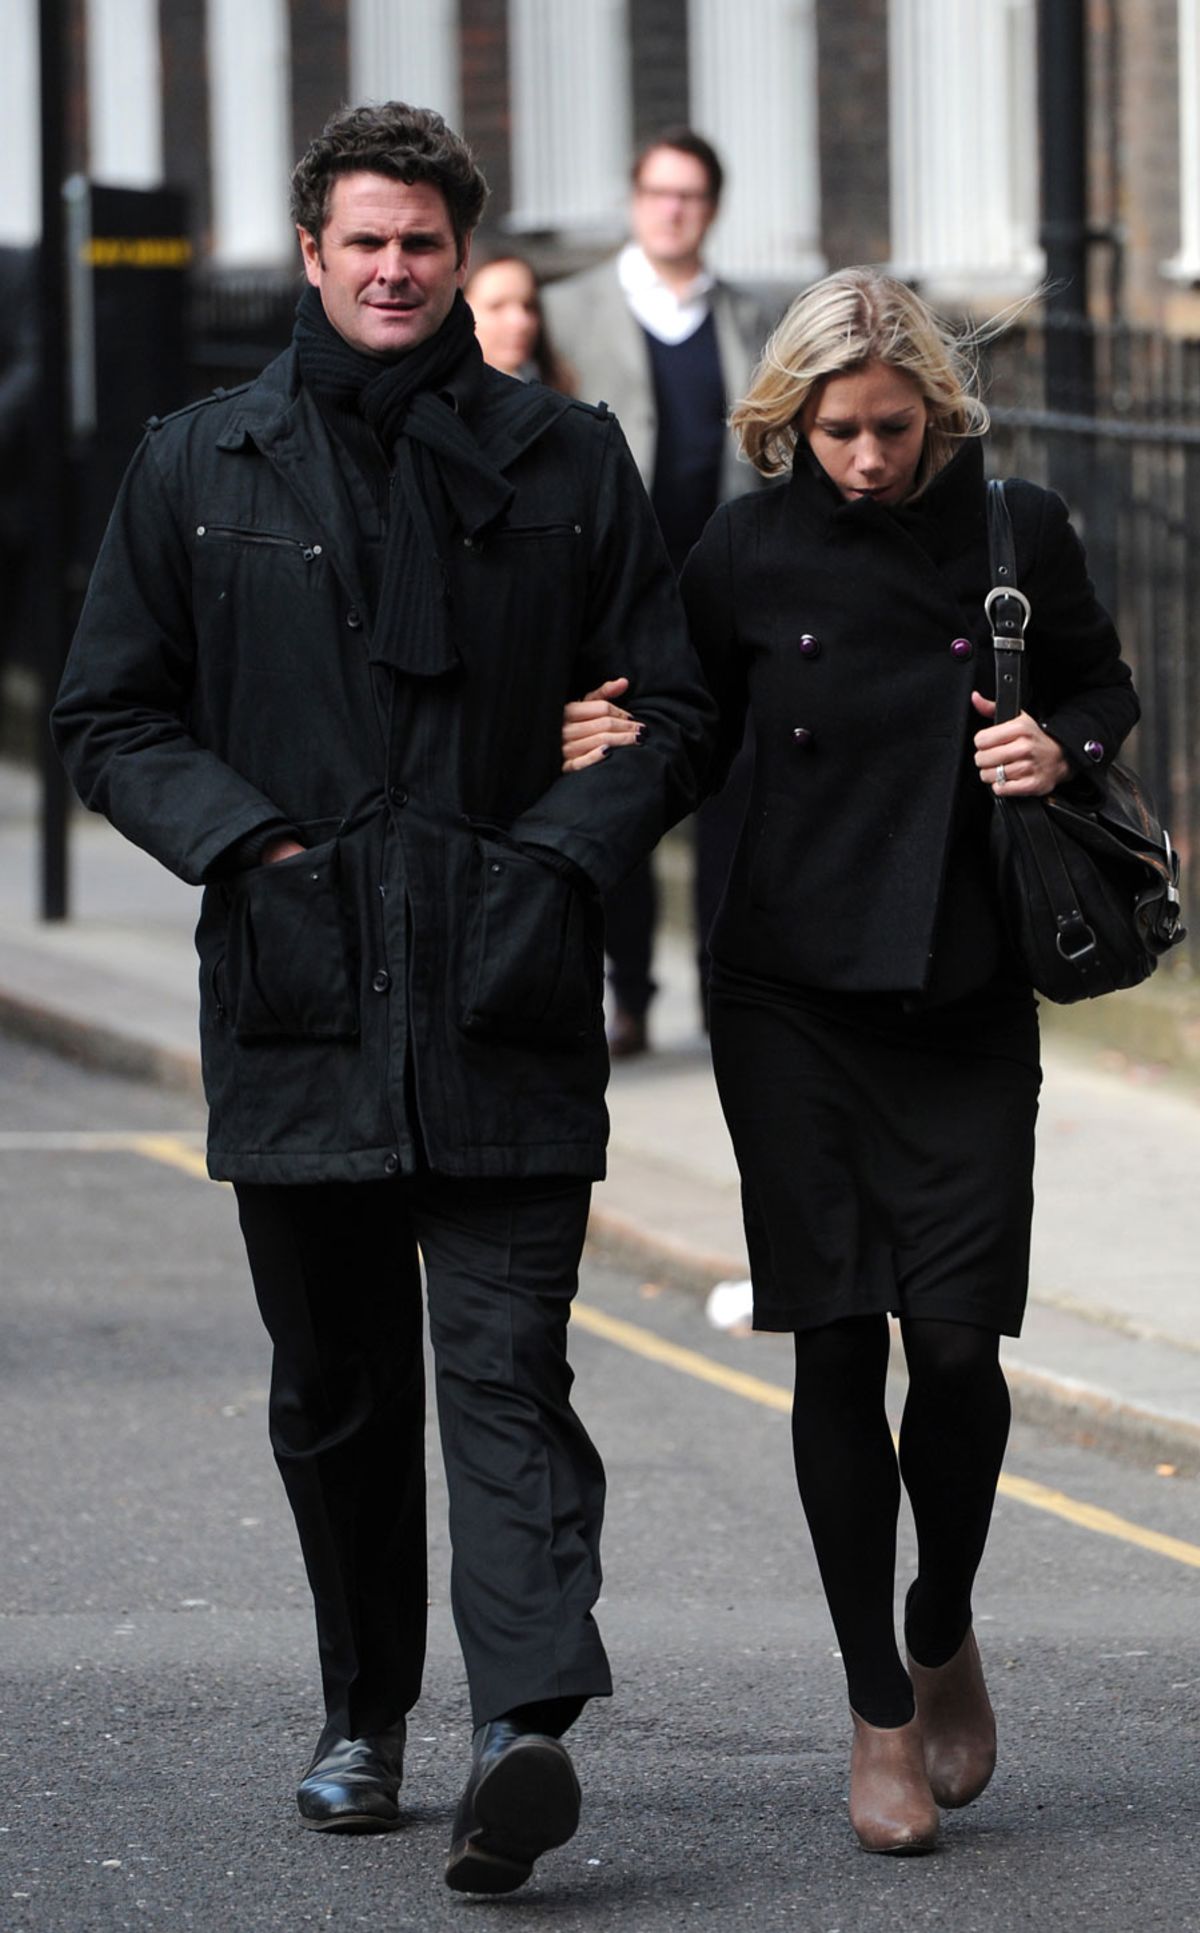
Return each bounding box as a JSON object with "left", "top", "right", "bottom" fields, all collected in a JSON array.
[{"left": 634, "top": 185, "right": 714, "bottom": 205}]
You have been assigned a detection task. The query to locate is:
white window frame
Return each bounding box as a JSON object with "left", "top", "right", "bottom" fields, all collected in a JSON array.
[
  {"left": 889, "top": 0, "right": 1041, "bottom": 298},
  {"left": 688, "top": 0, "right": 824, "bottom": 283},
  {"left": 350, "top": 0, "right": 461, "bottom": 127},
  {"left": 206, "top": 0, "right": 293, "bottom": 266},
  {"left": 1164, "top": 0, "right": 1200, "bottom": 281},
  {"left": 87, "top": 0, "right": 163, "bottom": 189},
  {"left": 0, "top": 0, "right": 40, "bottom": 244},
  {"left": 508, "top": 0, "right": 631, "bottom": 238}
]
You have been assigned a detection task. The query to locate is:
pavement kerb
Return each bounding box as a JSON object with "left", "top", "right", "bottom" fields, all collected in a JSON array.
[
  {"left": 0, "top": 985, "right": 205, "bottom": 1101},
  {"left": 4, "top": 977, "right": 1198, "bottom": 1472},
  {"left": 585, "top": 1204, "right": 1200, "bottom": 1475},
  {"left": 999, "top": 1362, "right": 1200, "bottom": 1472},
  {"left": 584, "top": 1202, "right": 746, "bottom": 1299}
]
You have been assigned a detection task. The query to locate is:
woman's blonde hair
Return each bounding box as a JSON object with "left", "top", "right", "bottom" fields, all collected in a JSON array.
[{"left": 731, "top": 266, "right": 992, "bottom": 488}]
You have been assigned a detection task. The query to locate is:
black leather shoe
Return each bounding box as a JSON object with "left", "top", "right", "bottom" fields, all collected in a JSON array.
[
  {"left": 444, "top": 1719, "right": 581, "bottom": 1894},
  {"left": 296, "top": 1717, "right": 407, "bottom": 1832}
]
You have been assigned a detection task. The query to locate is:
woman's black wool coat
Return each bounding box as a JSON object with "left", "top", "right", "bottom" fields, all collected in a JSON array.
[
  {"left": 680, "top": 437, "right": 1139, "bottom": 999},
  {"left": 52, "top": 349, "right": 715, "bottom": 1184}
]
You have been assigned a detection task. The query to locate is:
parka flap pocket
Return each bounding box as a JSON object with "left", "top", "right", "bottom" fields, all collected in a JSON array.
[
  {"left": 460, "top": 837, "right": 600, "bottom": 1048},
  {"left": 226, "top": 837, "right": 359, "bottom": 1041}
]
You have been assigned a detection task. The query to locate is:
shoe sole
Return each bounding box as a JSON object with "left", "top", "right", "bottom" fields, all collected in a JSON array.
[
  {"left": 298, "top": 1807, "right": 402, "bottom": 1834},
  {"left": 857, "top": 1831, "right": 939, "bottom": 1856},
  {"left": 444, "top": 1737, "right": 581, "bottom": 1895}
]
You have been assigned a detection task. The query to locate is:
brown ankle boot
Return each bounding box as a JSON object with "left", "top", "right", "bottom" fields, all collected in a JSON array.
[
  {"left": 848, "top": 1711, "right": 940, "bottom": 1854},
  {"left": 906, "top": 1628, "right": 996, "bottom": 1809}
]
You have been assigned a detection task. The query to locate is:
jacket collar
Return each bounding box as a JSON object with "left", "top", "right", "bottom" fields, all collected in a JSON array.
[
  {"left": 786, "top": 433, "right": 987, "bottom": 555},
  {"left": 215, "top": 345, "right": 575, "bottom": 473}
]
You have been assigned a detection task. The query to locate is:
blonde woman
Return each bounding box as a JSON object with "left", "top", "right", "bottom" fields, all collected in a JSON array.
[{"left": 564, "top": 269, "right": 1138, "bottom": 1852}]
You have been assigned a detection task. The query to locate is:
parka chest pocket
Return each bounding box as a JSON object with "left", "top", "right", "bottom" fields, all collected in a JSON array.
[
  {"left": 195, "top": 524, "right": 323, "bottom": 565},
  {"left": 224, "top": 838, "right": 358, "bottom": 1041},
  {"left": 470, "top": 520, "right": 583, "bottom": 547}
]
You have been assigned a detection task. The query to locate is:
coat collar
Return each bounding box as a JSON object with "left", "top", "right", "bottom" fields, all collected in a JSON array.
[
  {"left": 785, "top": 433, "right": 987, "bottom": 558},
  {"left": 214, "top": 345, "right": 575, "bottom": 474}
]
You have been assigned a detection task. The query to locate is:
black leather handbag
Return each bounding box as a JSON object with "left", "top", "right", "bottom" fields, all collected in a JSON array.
[{"left": 986, "top": 478, "right": 1185, "bottom": 1003}]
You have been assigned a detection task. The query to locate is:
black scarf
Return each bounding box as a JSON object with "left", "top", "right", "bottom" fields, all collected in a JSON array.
[{"left": 294, "top": 285, "right": 513, "bottom": 676}]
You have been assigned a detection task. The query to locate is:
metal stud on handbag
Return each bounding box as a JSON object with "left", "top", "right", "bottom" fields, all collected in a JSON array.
[{"left": 985, "top": 478, "right": 1185, "bottom": 1003}]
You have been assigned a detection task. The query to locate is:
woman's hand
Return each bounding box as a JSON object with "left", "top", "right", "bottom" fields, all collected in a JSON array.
[
  {"left": 971, "top": 692, "right": 1071, "bottom": 797},
  {"left": 261, "top": 835, "right": 306, "bottom": 864},
  {"left": 561, "top": 677, "right": 645, "bottom": 772}
]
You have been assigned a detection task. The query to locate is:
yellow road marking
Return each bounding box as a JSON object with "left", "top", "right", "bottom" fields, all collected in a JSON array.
[
  {"left": 997, "top": 1472, "right": 1200, "bottom": 1570},
  {"left": 570, "top": 1303, "right": 1200, "bottom": 1570},
  {"left": 571, "top": 1301, "right": 792, "bottom": 1412},
  {"left": 128, "top": 1134, "right": 214, "bottom": 1182},
  {"left": 36, "top": 1137, "right": 1200, "bottom": 1571}
]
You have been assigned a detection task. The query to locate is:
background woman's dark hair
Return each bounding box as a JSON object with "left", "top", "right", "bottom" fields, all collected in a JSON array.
[
  {"left": 465, "top": 246, "right": 576, "bottom": 395},
  {"left": 290, "top": 101, "right": 488, "bottom": 262}
]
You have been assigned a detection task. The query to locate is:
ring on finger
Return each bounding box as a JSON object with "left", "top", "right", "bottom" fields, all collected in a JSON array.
[{"left": 995, "top": 763, "right": 1008, "bottom": 786}]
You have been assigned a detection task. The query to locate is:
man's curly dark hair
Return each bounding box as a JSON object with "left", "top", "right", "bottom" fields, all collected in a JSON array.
[{"left": 290, "top": 102, "right": 489, "bottom": 263}]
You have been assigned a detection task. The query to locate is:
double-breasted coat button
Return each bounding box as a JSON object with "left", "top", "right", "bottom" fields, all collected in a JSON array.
[
  {"left": 372, "top": 969, "right": 391, "bottom": 993},
  {"left": 1084, "top": 739, "right": 1105, "bottom": 762},
  {"left": 950, "top": 637, "right": 973, "bottom": 660},
  {"left": 798, "top": 633, "right": 821, "bottom": 657},
  {"left": 383, "top": 1153, "right": 399, "bottom": 1176},
  {"left": 792, "top": 726, "right": 814, "bottom": 747},
  {"left": 346, "top": 607, "right": 363, "bottom": 629},
  {"left": 389, "top": 785, "right": 407, "bottom": 806}
]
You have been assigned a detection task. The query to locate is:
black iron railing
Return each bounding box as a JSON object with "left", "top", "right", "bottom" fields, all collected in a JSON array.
[{"left": 986, "top": 320, "right": 1199, "bottom": 976}]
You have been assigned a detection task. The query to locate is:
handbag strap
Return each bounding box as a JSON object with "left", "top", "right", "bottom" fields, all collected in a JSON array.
[
  {"left": 984, "top": 478, "right": 1109, "bottom": 980},
  {"left": 984, "top": 479, "right": 1031, "bottom": 727}
]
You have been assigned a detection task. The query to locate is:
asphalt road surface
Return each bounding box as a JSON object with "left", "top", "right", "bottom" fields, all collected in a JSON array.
[{"left": 1, "top": 1035, "right": 1198, "bottom": 1932}]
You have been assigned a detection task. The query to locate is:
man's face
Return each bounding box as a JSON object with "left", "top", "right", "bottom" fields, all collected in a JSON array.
[
  {"left": 298, "top": 171, "right": 470, "bottom": 358},
  {"left": 630, "top": 146, "right": 718, "bottom": 272}
]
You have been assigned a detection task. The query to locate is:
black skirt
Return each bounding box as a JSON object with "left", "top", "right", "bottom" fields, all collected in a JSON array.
[{"left": 708, "top": 969, "right": 1041, "bottom": 1337}]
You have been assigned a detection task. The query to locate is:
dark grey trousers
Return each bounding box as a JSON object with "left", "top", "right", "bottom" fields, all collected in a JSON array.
[{"left": 235, "top": 1173, "right": 611, "bottom": 1737}]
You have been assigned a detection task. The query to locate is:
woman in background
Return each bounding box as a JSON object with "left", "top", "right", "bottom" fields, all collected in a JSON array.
[{"left": 465, "top": 251, "right": 574, "bottom": 392}]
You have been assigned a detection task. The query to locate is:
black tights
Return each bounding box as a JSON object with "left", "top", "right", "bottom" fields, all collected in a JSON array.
[{"left": 790, "top": 1314, "right": 1011, "bottom": 1728}]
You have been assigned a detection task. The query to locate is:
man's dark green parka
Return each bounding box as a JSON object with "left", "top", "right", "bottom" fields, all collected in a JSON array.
[{"left": 53, "top": 348, "right": 715, "bottom": 1183}]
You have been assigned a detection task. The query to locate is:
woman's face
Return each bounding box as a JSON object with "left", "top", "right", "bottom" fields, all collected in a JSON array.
[
  {"left": 801, "top": 361, "right": 930, "bottom": 506},
  {"left": 466, "top": 258, "right": 541, "bottom": 376}
]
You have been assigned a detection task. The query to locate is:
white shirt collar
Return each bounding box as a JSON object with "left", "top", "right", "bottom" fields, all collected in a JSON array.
[{"left": 617, "top": 243, "right": 716, "bottom": 346}]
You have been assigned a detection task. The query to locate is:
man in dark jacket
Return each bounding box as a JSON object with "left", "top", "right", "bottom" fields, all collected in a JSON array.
[{"left": 53, "top": 102, "right": 713, "bottom": 1895}]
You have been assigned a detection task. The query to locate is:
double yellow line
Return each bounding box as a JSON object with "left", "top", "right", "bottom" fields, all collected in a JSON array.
[{"left": 132, "top": 1136, "right": 1200, "bottom": 1573}]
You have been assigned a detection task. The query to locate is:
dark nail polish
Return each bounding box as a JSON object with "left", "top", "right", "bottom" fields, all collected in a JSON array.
[{"left": 602, "top": 745, "right": 612, "bottom": 759}]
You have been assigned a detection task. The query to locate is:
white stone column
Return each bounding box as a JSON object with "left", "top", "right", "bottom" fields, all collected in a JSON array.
[
  {"left": 87, "top": 0, "right": 163, "bottom": 188},
  {"left": 688, "top": 0, "right": 824, "bottom": 282},
  {"left": 1165, "top": 0, "right": 1200, "bottom": 279},
  {"left": 508, "top": 0, "right": 631, "bottom": 237},
  {"left": 889, "top": 0, "right": 1040, "bottom": 296},
  {"left": 206, "top": 0, "right": 293, "bottom": 265},
  {"left": 350, "top": 0, "right": 461, "bottom": 126},
  {"left": 0, "top": 0, "right": 40, "bottom": 243}
]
